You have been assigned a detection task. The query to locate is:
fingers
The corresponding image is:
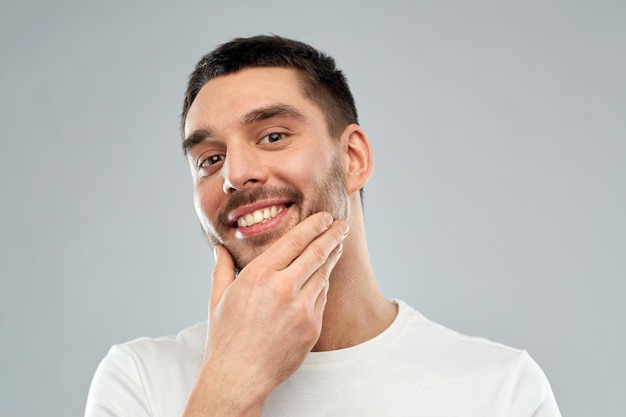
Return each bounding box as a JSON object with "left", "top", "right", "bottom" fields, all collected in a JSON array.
[
  {"left": 210, "top": 212, "right": 348, "bottom": 311},
  {"left": 288, "top": 219, "right": 349, "bottom": 290},
  {"left": 210, "top": 245, "right": 236, "bottom": 309},
  {"left": 263, "top": 212, "right": 335, "bottom": 271},
  {"left": 303, "top": 240, "right": 344, "bottom": 314}
]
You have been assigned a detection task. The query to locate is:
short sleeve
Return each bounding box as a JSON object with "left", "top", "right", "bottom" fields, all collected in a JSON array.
[
  {"left": 84, "top": 345, "right": 152, "bottom": 417},
  {"left": 505, "top": 351, "right": 562, "bottom": 417}
]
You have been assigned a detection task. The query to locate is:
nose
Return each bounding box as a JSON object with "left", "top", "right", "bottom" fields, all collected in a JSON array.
[{"left": 221, "top": 144, "right": 267, "bottom": 194}]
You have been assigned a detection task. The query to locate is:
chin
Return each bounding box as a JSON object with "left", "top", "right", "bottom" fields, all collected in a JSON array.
[{"left": 230, "top": 245, "right": 269, "bottom": 272}]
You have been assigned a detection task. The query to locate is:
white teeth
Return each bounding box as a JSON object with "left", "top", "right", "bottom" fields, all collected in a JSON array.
[{"left": 237, "top": 205, "right": 285, "bottom": 227}]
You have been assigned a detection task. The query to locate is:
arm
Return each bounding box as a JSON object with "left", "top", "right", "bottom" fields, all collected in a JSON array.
[
  {"left": 85, "top": 345, "right": 152, "bottom": 417},
  {"left": 182, "top": 212, "right": 348, "bottom": 417},
  {"left": 507, "top": 351, "right": 562, "bottom": 417}
]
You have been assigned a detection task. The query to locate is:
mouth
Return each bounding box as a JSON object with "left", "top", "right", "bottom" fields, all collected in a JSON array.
[
  {"left": 229, "top": 202, "right": 294, "bottom": 229},
  {"left": 221, "top": 187, "right": 303, "bottom": 241},
  {"left": 236, "top": 204, "right": 289, "bottom": 227}
]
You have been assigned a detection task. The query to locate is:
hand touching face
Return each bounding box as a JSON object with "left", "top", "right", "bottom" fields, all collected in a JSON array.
[{"left": 184, "top": 67, "right": 348, "bottom": 269}]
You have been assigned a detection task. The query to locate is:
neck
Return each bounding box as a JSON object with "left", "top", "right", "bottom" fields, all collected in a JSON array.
[{"left": 312, "top": 213, "right": 397, "bottom": 352}]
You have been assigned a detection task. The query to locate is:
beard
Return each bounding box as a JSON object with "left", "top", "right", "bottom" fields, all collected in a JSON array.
[{"left": 201, "top": 154, "right": 348, "bottom": 271}]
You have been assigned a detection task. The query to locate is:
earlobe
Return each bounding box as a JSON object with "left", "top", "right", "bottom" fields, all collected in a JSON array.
[{"left": 342, "top": 124, "right": 374, "bottom": 195}]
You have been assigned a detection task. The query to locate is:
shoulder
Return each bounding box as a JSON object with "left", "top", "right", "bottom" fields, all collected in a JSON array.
[
  {"left": 111, "top": 321, "right": 207, "bottom": 367},
  {"left": 85, "top": 322, "right": 206, "bottom": 417},
  {"left": 102, "top": 321, "right": 207, "bottom": 390},
  {"left": 394, "top": 300, "right": 561, "bottom": 416},
  {"left": 396, "top": 299, "right": 526, "bottom": 360}
]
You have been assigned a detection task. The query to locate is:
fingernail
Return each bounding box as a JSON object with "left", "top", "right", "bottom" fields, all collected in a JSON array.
[{"left": 213, "top": 246, "right": 219, "bottom": 262}]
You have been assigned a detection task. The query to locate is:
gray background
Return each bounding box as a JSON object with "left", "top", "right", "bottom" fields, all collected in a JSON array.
[{"left": 1, "top": 1, "right": 624, "bottom": 416}]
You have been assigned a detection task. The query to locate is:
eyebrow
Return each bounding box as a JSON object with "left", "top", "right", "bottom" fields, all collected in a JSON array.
[
  {"left": 182, "top": 104, "right": 307, "bottom": 156},
  {"left": 182, "top": 129, "right": 213, "bottom": 156},
  {"left": 242, "top": 104, "right": 306, "bottom": 125}
]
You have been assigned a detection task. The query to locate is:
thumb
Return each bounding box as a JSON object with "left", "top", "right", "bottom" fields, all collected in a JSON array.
[{"left": 209, "top": 245, "right": 236, "bottom": 309}]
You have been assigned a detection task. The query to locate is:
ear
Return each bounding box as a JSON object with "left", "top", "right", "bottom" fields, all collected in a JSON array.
[{"left": 340, "top": 124, "right": 374, "bottom": 195}]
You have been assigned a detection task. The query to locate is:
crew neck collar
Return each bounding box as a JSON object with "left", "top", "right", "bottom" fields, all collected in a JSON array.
[{"left": 301, "top": 299, "right": 410, "bottom": 366}]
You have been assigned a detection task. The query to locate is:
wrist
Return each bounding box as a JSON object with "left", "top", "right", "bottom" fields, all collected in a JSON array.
[{"left": 183, "top": 357, "right": 272, "bottom": 417}]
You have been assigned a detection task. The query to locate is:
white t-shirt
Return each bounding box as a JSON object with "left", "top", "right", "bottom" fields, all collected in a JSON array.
[{"left": 85, "top": 300, "right": 561, "bottom": 417}]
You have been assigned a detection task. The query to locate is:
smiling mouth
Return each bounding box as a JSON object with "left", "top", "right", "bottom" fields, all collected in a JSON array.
[{"left": 235, "top": 203, "right": 292, "bottom": 228}]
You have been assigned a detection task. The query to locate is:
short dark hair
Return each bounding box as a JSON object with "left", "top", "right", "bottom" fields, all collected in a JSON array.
[{"left": 181, "top": 35, "right": 359, "bottom": 139}]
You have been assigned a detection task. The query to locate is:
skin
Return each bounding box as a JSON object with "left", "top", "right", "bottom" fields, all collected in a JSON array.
[{"left": 182, "top": 67, "right": 397, "bottom": 417}]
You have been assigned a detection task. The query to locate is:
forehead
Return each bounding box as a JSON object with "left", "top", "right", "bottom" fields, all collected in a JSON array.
[{"left": 184, "top": 67, "right": 319, "bottom": 135}]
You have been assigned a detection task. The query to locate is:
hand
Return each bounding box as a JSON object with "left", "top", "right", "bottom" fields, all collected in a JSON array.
[{"left": 184, "top": 212, "right": 348, "bottom": 416}]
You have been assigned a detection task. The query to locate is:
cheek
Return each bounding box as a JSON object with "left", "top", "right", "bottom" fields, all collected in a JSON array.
[
  {"left": 193, "top": 184, "right": 220, "bottom": 225},
  {"left": 280, "top": 151, "right": 331, "bottom": 184},
  {"left": 193, "top": 192, "right": 204, "bottom": 219}
]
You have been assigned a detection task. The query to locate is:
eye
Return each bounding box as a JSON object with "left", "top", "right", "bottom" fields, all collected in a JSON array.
[
  {"left": 199, "top": 154, "right": 224, "bottom": 168},
  {"left": 259, "top": 132, "right": 286, "bottom": 144}
]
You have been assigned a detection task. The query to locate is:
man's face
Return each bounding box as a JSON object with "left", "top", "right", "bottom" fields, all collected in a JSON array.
[{"left": 183, "top": 67, "right": 348, "bottom": 270}]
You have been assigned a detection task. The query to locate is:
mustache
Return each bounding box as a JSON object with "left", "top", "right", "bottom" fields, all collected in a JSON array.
[{"left": 218, "top": 186, "right": 304, "bottom": 225}]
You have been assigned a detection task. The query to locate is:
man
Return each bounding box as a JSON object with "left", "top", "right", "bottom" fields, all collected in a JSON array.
[{"left": 85, "top": 35, "right": 561, "bottom": 417}]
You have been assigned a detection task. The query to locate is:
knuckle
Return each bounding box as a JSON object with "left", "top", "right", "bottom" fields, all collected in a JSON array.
[
  {"left": 275, "top": 282, "right": 296, "bottom": 302},
  {"left": 319, "top": 274, "right": 330, "bottom": 289},
  {"left": 291, "top": 302, "right": 313, "bottom": 326},
  {"left": 302, "top": 316, "right": 320, "bottom": 340},
  {"left": 318, "top": 285, "right": 329, "bottom": 303},
  {"left": 309, "top": 243, "right": 328, "bottom": 265},
  {"left": 262, "top": 270, "right": 294, "bottom": 299},
  {"left": 253, "top": 263, "right": 273, "bottom": 281},
  {"left": 285, "top": 233, "right": 308, "bottom": 251},
  {"left": 243, "top": 261, "right": 275, "bottom": 286},
  {"left": 311, "top": 268, "right": 329, "bottom": 286},
  {"left": 313, "top": 263, "right": 331, "bottom": 283}
]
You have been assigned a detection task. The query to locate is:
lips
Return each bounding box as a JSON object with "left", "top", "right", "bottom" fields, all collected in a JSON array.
[
  {"left": 221, "top": 187, "right": 303, "bottom": 237},
  {"left": 236, "top": 204, "right": 286, "bottom": 227}
]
